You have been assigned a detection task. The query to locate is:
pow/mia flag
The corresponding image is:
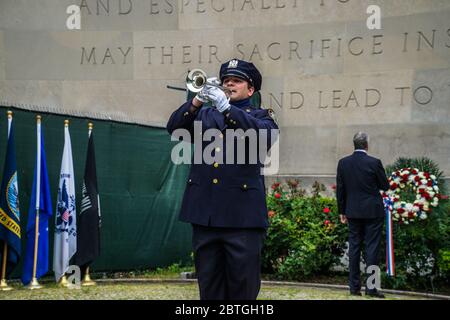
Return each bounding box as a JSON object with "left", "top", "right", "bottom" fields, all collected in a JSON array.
[{"left": 74, "top": 130, "right": 101, "bottom": 270}]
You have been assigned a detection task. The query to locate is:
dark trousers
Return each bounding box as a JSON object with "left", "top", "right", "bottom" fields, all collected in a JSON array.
[
  {"left": 192, "top": 224, "right": 266, "bottom": 300},
  {"left": 347, "top": 217, "right": 384, "bottom": 293}
]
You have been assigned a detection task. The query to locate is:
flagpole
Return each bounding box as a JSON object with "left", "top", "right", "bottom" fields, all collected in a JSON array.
[
  {"left": 28, "top": 115, "right": 42, "bottom": 289},
  {"left": 81, "top": 122, "right": 96, "bottom": 287},
  {"left": 0, "top": 244, "right": 12, "bottom": 291},
  {"left": 0, "top": 111, "right": 14, "bottom": 291}
]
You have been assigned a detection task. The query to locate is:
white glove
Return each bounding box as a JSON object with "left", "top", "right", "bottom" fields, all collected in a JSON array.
[
  {"left": 195, "top": 85, "right": 212, "bottom": 104},
  {"left": 206, "top": 77, "right": 221, "bottom": 87},
  {"left": 205, "top": 86, "right": 231, "bottom": 113}
]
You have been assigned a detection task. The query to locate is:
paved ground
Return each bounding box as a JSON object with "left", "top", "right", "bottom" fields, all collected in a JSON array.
[{"left": 0, "top": 281, "right": 436, "bottom": 300}]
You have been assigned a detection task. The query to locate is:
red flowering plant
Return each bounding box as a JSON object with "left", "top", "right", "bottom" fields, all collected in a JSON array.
[
  {"left": 263, "top": 181, "right": 347, "bottom": 279},
  {"left": 267, "top": 180, "right": 305, "bottom": 220},
  {"left": 286, "top": 179, "right": 306, "bottom": 198},
  {"left": 330, "top": 184, "right": 337, "bottom": 194},
  {"left": 263, "top": 182, "right": 299, "bottom": 273},
  {"left": 322, "top": 207, "right": 336, "bottom": 232}
]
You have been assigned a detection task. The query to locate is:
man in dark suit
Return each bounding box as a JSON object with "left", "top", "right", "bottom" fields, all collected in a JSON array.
[
  {"left": 336, "top": 132, "right": 389, "bottom": 298},
  {"left": 167, "top": 59, "right": 279, "bottom": 300}
]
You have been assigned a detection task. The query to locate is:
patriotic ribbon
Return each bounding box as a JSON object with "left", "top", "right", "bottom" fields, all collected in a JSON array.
[{"left": 384, "top": 196, "right": 395, "bottom": 277}]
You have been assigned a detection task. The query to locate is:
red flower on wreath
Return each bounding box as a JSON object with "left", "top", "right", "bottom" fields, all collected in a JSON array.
[
  {"left": 323, "top": 207, "right": 330, "bottom": 214},
  {"left": 268, "top": 210, "right": 276, "bottom": 218},
  {"left": 274, "top": 193, "right": 281, "bottom": 199}
]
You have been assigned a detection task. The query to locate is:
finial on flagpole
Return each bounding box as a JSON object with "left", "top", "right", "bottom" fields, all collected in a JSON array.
[
  {"left": 36, "top": 115, "right": 41, "bottom": 123},
  {"left": 7, "top": 110, "right": 12, "bottom": 118},
  {"left": 64, "top": 120, "right": 69, "bottom": 127},
  {"left": 88, "top": 122, "right": 93, "bottom": 137}
]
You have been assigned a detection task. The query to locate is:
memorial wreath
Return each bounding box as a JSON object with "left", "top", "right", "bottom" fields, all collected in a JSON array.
[{"left": 383, "top": 168, "right": 441, "bottom": 224}]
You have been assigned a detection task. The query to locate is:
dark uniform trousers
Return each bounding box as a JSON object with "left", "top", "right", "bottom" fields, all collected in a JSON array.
[
  {"left": 347, "top": 217, "right": 384, "bottom": 293},
  {"left": 192, "top": 224, "right": 266, "bottom": 300}
]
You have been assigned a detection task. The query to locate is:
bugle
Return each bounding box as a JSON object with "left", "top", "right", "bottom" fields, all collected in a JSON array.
[{"left": 186, "top": 69, "right": 231, "bottom": 95}]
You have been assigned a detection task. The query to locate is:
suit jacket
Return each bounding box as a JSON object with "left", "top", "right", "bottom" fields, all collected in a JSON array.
[
  {"left": 167, "top": 99, "right": 279, "bottom": 228},
  {"left": 336, "top": 151, "right": 389, "bottom": 219}
]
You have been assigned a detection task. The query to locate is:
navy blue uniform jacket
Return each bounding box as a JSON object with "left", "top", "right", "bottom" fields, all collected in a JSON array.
[
  {"left": 336, "top": 151, "right": 389, "bottom": 219},
  {"left": 167, "top": 99, "right": 279, "bottom": 229}
]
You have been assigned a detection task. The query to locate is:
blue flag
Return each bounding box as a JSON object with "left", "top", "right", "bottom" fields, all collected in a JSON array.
[
  {"left": 22, "top": 128, "right": 53, "bottom": 285},
  {"left": 0, "top": 119, "right": 21, "bottom": 276}
]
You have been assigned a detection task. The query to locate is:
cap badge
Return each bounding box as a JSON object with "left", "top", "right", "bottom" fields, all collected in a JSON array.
[{"left": 228, "top": 59, "right": 239, "bottom": 68}]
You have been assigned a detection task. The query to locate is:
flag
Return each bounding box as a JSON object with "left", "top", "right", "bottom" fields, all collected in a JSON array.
[
  {"left": 21, "top": 124, "right": 53, "bottom": 285},
  {"left": 53, "top": 123, "right": 77, "bottom": 282},
  {"left": 0, "top": 118, "right": 21, "bottom": 276},
  {"left": 74, "top": 130, "right": 101, "bottom": 268},
  {"left": 384, "top": 196, "right": 395, "bottom": 277}
]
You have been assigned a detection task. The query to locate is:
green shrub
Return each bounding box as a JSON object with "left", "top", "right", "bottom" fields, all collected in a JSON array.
[
  {"left": 263, "top": 180, "right": 347, "bottom": 280},
  {"left": 437, "top": 249, "right": 450, "bottom": 277}
]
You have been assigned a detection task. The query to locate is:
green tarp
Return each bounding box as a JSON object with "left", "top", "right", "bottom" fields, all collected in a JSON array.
[{"left": 0, "top": 106, "right": 192, "bottom": 278}]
